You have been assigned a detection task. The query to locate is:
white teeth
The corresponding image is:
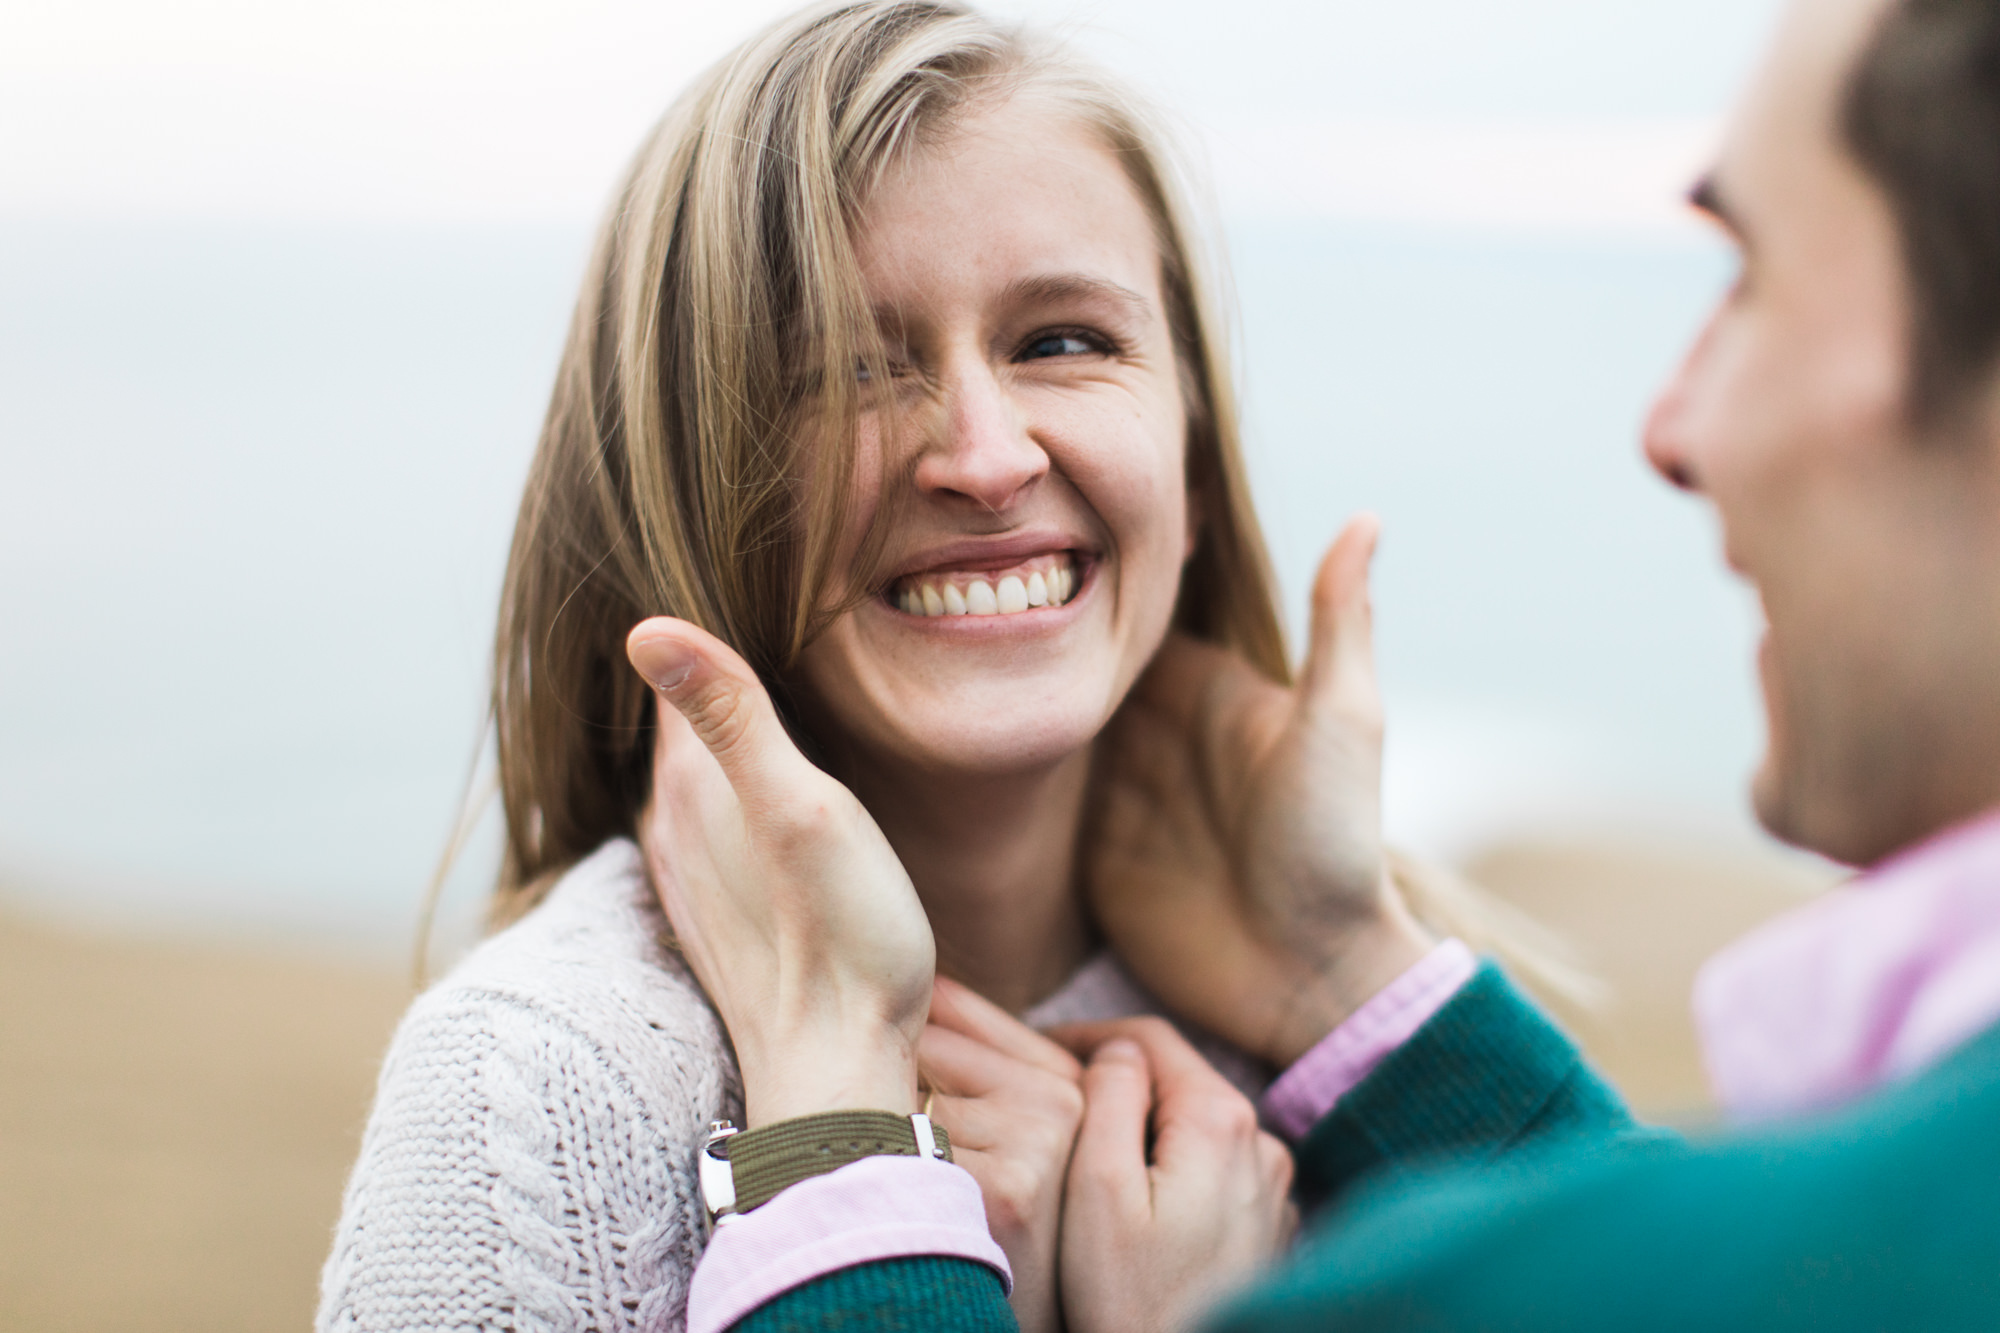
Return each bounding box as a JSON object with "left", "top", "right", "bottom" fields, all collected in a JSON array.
[{"left": 897, "top": 559, "right": 1078, "bottom": 617}]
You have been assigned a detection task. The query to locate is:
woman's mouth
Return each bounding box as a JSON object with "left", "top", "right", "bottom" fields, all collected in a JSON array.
[{"left": 887, "top": 551, "right": 1081, "bottom": 618}]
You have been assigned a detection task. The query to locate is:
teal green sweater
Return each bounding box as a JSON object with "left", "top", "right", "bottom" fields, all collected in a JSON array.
[{"left": 733, "top": 964, "right": 2000, "bottom": 1330}]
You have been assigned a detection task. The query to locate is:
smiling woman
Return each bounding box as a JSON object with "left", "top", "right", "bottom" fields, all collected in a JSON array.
[{"left": 315, "top": 4, "right": 1553, "bottom": 1331}]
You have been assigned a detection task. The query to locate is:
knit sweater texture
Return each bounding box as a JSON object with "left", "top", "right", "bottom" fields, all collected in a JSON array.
[
  {"left": 318, "top": 837, "right": 1252, "bottom": 1333},
  {"left": 317, "top": 840, "right": 740, "bottom": 1333}
]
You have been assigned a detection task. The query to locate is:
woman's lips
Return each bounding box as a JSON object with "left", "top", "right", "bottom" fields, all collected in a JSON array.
[{"left": 887, "top": 551, "right": 1080, "bottom": 618}]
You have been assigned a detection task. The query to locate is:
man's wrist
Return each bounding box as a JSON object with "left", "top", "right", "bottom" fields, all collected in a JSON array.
[
  {"left": 1262, "top": 905, "right": 1435, "bottom": 1067},
  {"left": 739, "top": 1034, "right": 921, "bottom": 1127}
]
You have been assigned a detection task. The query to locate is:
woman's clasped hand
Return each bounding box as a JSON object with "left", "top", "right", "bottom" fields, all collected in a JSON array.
[{"left": 627, "top": 520, "right": 1425, "bottom": 1333}]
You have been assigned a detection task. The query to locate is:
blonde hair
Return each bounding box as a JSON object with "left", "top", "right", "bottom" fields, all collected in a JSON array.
[
  {"left": 487, "top": 0, "right": 1284, "bottom": 920},
  {"left": 472, "top": 0, "right": 1589, "bottom": 1003}
]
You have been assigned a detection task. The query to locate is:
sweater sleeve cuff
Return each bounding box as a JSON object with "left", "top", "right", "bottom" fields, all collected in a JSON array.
[
  {"left": 1259, "top": 938, "right": 1479, "bottom": 1141},
  {"left": 686, "top": 1153, "right": 1011, "bottom": 1333}
]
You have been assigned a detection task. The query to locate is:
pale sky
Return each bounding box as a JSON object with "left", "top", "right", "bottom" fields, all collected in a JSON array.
[{"left": 3, "top": 0, "right": 1783, "bottom": 234}]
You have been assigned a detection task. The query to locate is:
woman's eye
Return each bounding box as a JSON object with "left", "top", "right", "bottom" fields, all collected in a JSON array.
[{"left": 1020, "top": 332, "right": 1102, "bottom": 361}]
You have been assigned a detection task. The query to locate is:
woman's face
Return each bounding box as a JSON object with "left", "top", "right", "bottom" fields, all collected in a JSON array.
[{"left": 794, "top": 97, "right": 1193, "bottom": 780}]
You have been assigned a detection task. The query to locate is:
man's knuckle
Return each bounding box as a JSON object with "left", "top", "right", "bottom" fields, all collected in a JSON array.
[
  {"left": 690, "top": 683, "right": 753, "bottom": 753},
  {"left": 1191, "top": 1090, "right": 1254, "bottom": 1137},
  {"left": 767, "top": 793, "right": 839, "bottom": 853},
  {"left": 986, "top": 1191, "right": 1032, "bottom": 1236},
  {"left": 991, "top": 1159, "right": 1042, "bottom": 1206},
  {"left": 1046, "top": 1078, "right": 1086, "bottom": 1123},
  {"left": 791, "top": 794, "right": 841, "bottom": 837},
  {"left": 1260, "top": 1136, "right": 1296, "bottom": 1192}
]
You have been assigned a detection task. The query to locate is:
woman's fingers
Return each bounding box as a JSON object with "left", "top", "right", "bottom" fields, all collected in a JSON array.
[
  {"left": 1052, "top": 1017, "right": 1253, "bottom": 1156},
  {"left": 927, "top": 977, "right": 1084, "bottom": 1082},
  {"left": 1060, "top": 1028, "right": 1295, "bottom": 1333},
  {"left": 625, "top": 616, "right": 804, "bottom": 810},
  {"left": 919, "top": 1023, "right": 1032, "bottom": 1102},
  {"left": 1298, "top": 514, "right": 1383, "bottom": 721},
  {"left": 917, "top": 1017, "right": 1084, "bottom": 1159},
  {"left": 1069, "top": 1039, "right": 1154, "bottom": 1214},
  {"left": 920, "top": 1020, "right": 1083, "bottom": 1333},
  {"left": 1050, "top": 1016, "right": 1223, "bottom": 1088}
]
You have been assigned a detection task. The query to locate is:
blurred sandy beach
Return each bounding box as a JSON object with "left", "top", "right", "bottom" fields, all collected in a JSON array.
[
  {"left": 0, "top": 908, "right": 407, "bottom": 1332},
  {"left": 0, "top": 836, "right": 1837, "bottom": 1331}
]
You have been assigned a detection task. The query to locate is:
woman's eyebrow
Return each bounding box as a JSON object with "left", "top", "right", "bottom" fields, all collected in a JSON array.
[{"left": 1002, "top": 273, "right": 1153, "bottom": 321}]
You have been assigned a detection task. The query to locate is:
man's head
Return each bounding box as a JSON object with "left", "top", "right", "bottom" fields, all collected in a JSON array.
[{"left": 1646, "top": 0, "right": 2000, "bottom": 867}]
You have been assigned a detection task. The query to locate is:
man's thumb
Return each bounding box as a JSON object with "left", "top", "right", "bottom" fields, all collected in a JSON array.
[
  {"left": 627, "top": 617, "right": 791, "bottom": 797},
  {"left": 1299, "top": 514, "right": 1382, "bottom": 712}
]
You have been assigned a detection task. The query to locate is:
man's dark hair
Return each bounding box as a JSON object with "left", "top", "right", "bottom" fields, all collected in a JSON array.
[{"left": 1844, "top": 0, "right": 2000, "bottom": 424}]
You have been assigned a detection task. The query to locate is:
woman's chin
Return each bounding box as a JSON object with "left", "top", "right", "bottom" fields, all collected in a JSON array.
[{"left": 854, "top": 701, "right": 1106, "bottom": 780}]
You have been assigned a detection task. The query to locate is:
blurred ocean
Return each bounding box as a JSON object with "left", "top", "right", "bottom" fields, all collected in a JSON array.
[{"left": 0, "top": 217, "right": 1760, "bottom": 956}]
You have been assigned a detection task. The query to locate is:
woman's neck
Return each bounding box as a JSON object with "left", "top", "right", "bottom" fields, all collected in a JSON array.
[{"left": 830, "top": 745, "right": 1097, "bottom": 1015}]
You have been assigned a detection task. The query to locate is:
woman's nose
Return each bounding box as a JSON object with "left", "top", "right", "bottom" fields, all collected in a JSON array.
[{"left": 913, "top": 362, "right": 1049, "bottom": 511}]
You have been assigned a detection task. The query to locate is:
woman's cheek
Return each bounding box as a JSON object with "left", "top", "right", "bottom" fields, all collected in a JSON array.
[{"left": 1077, "top": 414, "right": 1192, "bottom": 675}]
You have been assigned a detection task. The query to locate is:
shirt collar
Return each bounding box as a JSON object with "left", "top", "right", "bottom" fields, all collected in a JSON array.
[{"left": 1695, "top": 806, "right": 2000, "bottom": 1119}]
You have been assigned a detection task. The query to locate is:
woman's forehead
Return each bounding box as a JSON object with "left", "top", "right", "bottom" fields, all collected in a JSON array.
[{"left": 850, "top": 100, "right": 1165, "bottom": 319}]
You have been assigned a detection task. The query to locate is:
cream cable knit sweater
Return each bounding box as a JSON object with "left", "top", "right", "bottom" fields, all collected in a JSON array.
[
  {"left": 318, "top": 841, "right": 735, "bottom": 1333},
  {"left": 318, "top": 838, "right": 1264, "bottom": 1333}
]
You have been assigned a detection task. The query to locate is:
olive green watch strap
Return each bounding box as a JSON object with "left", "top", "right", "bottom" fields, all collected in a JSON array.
[{"left": 720, "top": 1110, "right": 953, "bottom": 1214}]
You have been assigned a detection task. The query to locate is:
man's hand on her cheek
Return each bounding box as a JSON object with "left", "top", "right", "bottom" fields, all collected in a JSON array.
[
  {"left": 1052, "top": 1019, "right": 1296, "bottom": 1333},
  {"left": 919, "top": 978, "right": 1084, "bottom": 1333},
  {"left": 626, "top": 617, "right": 935, "bottom": 1126},
  {"left": 1089, "top": 515, "right": 1433, "bottom": 1066}
]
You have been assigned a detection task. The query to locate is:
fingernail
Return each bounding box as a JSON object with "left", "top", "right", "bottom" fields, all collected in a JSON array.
[
  {"left": 632, "top": 637, "right": 695, "bottom": 693},
  {"left": 1096, "top": 1038, "right": 1144, "bottom": 1065}
]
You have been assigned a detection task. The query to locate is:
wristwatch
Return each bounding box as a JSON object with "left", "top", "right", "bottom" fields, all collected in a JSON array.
[{"left": 699, "top": 1110, "right": 952, "bottom": 1225}]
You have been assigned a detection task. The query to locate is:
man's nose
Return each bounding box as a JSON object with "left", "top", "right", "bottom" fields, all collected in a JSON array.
[
  {"left": 913, "top": 361, "right": 1048, "bottom": 511},
  {"left": 1643, "top": 390, "right": 1701, "bottom": 492},
  {"left": 1642, "top": 306, "right": 1725, "bottom": 494},
  {"left": 1643, "top": 356, "right": 1706, "bottom": 493}
]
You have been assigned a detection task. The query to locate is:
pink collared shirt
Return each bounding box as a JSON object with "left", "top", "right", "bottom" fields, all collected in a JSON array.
[{"left": 1696, "top": 807, "right": 2000, "bottom": 1119}]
